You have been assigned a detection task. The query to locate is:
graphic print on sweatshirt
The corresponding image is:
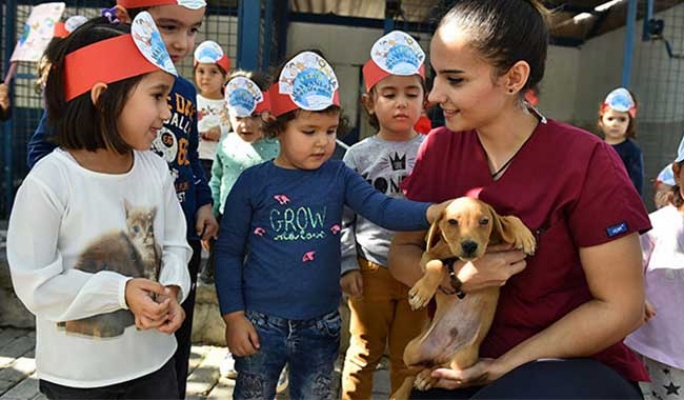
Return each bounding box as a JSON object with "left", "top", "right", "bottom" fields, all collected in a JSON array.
[
  {"left": 58, "top": 201, "right": 161, "bottom": 338},
  {"left": 362, "top": 151, "right": 415, "bottom": 195},
  {"left": 151, "top": 91, "right": 196, "bottom": 203}
]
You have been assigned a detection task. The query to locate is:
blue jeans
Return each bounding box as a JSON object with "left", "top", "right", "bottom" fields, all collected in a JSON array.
[{"left": 234, "top": 309, "right": 341, "bottom": 400}]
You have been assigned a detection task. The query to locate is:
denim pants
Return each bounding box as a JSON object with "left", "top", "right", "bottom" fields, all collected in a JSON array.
[{"left": 234, "top": 309, "right": 341, "bottom": 400}]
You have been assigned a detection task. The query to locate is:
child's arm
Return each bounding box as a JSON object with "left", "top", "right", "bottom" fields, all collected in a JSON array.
[
  {"left": 26, "top": 110, "right": 58, "bottom": 169},
  {"left": 340, "top": 151, "right": 362, "bottom": 297},
  {"left": 157, "top": 161, "right": 193, "bottom": 304},
  {"left": 214, "top": 173, "right": 252, "bottom": 317},
  {"left": 342, "top": 165, "right": 439, "bottom": 231},
  {"left": 7, "top": 176, "right": 134, "bottom": 322},
  {"left": 208, "top": 142, "right": 224, "bottom": 216},
  {"left": 191, "top": 109, "right": 219, "bottom": 240},
  {"left": 223, "top": 311, "right": 260, "bottom": 356}
]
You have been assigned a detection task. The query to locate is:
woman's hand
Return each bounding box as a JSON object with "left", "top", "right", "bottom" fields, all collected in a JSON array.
[
  {"left": 223, "top": 311, "right": 260, "bottom": 357},
  {"left": 455, "top": 244, "right": 527, "bottom": 292},
  {"left": 431, "top": 358, "right": 507, "bottom": 389}
]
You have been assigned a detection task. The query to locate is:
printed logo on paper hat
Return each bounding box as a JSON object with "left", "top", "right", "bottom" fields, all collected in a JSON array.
[
  {"left": 117, "top": 0, "right": 205, "bottom": 10},
  {"left": 195, "top": 41, "right": 223, "bottom": 64},
  {"left": 371, "top": 30, "right": 424, "bottom": 76},
  {"left": 225, "top": 76, "right": 264, "bottom": 117},
  {"left": 132, "top": 11, "right": 177, "bottom": 76},
  {"left": 278, "top": 51, "right": 338, "bottom": 111},
  {"left": 603, "top": 88, "right": 636, "bottom": 117},
  {"left": 64, "top": 15, "right": 87, "bottom": 34}
]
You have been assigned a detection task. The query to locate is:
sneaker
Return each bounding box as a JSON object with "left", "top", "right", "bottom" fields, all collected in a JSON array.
[
  {"left": 276, "top": 365, "right": 288, "bottom": 394},
  {"left": 219, "top": 353, "right": 237, "bottom": 379}
]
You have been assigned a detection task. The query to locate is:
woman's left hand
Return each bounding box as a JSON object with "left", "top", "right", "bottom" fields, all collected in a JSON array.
[{"left": 431, "top": 358, "right": 507, "bottom": 389}]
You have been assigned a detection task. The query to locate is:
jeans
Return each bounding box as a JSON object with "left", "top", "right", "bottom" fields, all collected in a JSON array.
[{"left": 234, "top": 309, "right": 341, "bottom": 400}]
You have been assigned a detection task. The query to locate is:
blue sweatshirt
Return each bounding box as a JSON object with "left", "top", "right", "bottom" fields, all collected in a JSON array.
[
  {"left": 214, "top": 160, "right": 431, "bottom": 320},
  {"left": 25, "top": 76, "right": 212, "bottom": 241},
  {"left": 611, "top": 138, "right": 644, "bottom": 196}
]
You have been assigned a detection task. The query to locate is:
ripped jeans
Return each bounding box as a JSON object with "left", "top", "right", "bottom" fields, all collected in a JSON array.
[{"left": 234, "top": 309, "right": 341, "bottom": 400}]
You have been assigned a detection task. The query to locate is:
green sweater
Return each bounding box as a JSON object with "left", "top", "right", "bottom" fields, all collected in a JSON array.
[{"left": 209, "top": 133, "right": 280, "bottom": 215}]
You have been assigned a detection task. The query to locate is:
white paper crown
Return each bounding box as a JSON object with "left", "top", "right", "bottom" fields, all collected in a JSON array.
[
  {"left": 194, "top": 40, "right": 224, "bottom": 64},
  {"left": 278, "top": 51, "right": 339, "bottom": 111},
  {"left": 132, "top": 11, "right": 177, "bottom": 76},
  {"left": 371, "top": 30, "right": 425, "bottom": 76},
  {"left": 225, "top": 76, "right": 264, "bottom": 117}
]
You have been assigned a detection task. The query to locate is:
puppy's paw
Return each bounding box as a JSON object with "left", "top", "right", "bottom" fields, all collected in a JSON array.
[
  {"left": 414, "top": 369, "right": 439, "bottom": 391},
  {"left": 517, "top": 229, "right": 537, "bottom": 256},
  {"left": 408, "top": 278, "right": 437, "bottom": 310}
]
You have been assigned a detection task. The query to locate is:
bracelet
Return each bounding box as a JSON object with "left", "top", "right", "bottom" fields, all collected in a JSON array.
[{"left": 443, "top": 257, "right": 467, "bottom": 299}]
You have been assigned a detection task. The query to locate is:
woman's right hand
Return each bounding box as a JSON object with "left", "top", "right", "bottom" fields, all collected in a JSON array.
[
  {"left": 456, "top": 245, "right": 527, "bottom": 292},
  {"left": 224, "top": 311, "right": 260, "bottom": 357}
]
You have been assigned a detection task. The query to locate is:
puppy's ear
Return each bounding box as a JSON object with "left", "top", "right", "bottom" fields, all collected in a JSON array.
[{"left": 425, "top": 218, "right": 442, "bottom": 252}]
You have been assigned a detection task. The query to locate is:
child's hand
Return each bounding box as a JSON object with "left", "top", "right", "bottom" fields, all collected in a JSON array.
[
  {"left": 340, "top": 270, "right": 363, "bottom": 298},
  {"left": 223, "top": 311, "right": 260, "bottom": 357},
  {"left": 0, "top": 83, "right": 9, "bottom": 110},
  {"left": 125, "top": 278, "right": 171, "bottom": 330},
  {"left": 426, "top": 199, "right": 451, "bottom": 224},
  {"left": 196, "top": 204, "right": 219, "bottom": 241},
  {"left": 155, "top": 286, "right": 186, "bottom": 334},
  {"left": 201, "top": 239, "right": 211, "bottom": 251},
  {"left": 644, "top": 299, "right": 656, "bottom": 323},
  {"left": 200, "top": 126, "right": 221, "bottom": 142}
]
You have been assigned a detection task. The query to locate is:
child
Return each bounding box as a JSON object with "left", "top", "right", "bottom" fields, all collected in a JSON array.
[
  {"left": 194, "top": 40, "right": 231, "bottom": 185},
  {"left": 654, "top": 163, "right": 676, "bottom": 209},
  {"left": 25, "top": 2, "right": 218, "bottom": 398},
  {"left": 340, "top": 30, "right": 429, "bottom": 400},
  {"left": 599, "top": 87, "right": 644, "bottom": 195},
  {"left": 204, "top": 70, "right": 279, "bottom": 286},
  {"left": 209, "top": 70, "right": 279, "bottom": 379},
  {"left": 7, "top": 15, "right": 190, "bottom": 399},
  {"left": 214, "top": 51, "right": 445, "bottom": 400},
  {"left": 625, "top": 135, "right": 684, "bottom": 400}
]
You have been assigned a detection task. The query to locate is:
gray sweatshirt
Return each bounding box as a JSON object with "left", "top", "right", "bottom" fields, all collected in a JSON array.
[{"left": 340, "top": 134, "right": 426, "bottom": 274}]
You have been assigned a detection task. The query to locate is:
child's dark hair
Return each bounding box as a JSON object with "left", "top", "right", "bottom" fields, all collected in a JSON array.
[
  {"left": 363, "top": 76, "right": 426, "bottom": 131},
  {"left": 263, "top": 50, "right": 349, "bottom": 138},
  {"left": 45, "top": 17, "right": 145, "bottom": 154},
  {"left": 438, "top": 0, "right": 549, "bottom": 92}
]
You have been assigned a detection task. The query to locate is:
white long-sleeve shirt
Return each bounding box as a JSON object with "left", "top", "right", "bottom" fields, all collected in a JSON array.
[{"left": 7, "top": 149, "right": 191, "bottom": 388}]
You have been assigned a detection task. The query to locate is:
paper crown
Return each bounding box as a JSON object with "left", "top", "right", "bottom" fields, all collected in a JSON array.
[
  {"left": 269, "top": 51, "right": 340, "bottom": 117},
  {"left": 362, "top": 30, "right": 425, "bottom": 92},
  {"left": 194, "top": 40, "right": 230, "bottom": 72},
  {"left": 225, "top": 76, "right": 271, "bottom": 117},
  {"left": 54, "top": 15, "right": 88, "bottom": 38},
  {"left": 675, "top": 136, "right": 684, "bottom": 164},
  {"left": 63, "top": 11, "right": 177, "bottom": 101},
  {"left": 656, "top": 163, "right": 676, "bottom": 185},
  {"left": 601, "top": 88, "right": 637, "bottom": 118},
  {"left": 117, "top": 0, "right": 206, "bottom": 9}
]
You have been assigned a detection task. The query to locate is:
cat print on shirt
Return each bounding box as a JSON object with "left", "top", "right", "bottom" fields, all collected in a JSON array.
[{"left": 59, "top": 200, "right": 161, "bottom": 338}]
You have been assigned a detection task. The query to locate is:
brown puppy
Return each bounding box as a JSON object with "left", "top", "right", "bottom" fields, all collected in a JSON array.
[{"left": 391, "top": 197, "right": 536, "bottom": 399}]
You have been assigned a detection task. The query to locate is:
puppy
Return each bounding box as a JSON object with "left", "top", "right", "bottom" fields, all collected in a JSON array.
[{"left": 391, "top": 197, "right": 536, "bottom": 399}]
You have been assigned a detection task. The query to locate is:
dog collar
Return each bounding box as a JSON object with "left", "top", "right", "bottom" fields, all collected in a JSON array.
[{"left": 440, "top": 257, "right": 466, "bottom": 299}]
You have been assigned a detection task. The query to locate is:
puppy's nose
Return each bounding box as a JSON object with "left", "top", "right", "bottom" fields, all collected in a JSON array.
[{"left": 461, "top": 240, "right": 478, "bottom": 256}]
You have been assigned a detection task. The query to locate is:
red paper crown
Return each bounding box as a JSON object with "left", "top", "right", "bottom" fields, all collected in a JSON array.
[
  {"left": 267, "top": 82, "right": 341, "bottom": 117},
  {"left": 255, "top": 91, "right": 271, "bottom": 114},
  {"left": 63, "top": 35, "right": 160, "bottom": 101},
  {"left": 362, "top": 59, "right": 425, "bottom": 92},
  {"left": 117, "top": 0, "right": 179, "bottom": 7},
  {"left": 53, "top": 22, "right": 69, "bottom": 38}
]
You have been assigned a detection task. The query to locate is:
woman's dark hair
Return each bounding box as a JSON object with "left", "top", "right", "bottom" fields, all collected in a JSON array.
[
  {"left": 263, "top": 50, "right": 349, "bottom": 138},
  {"left": 438, "top": 0, "right": 549, "bottom": 91},
  {"left": 45, "top": 17, "right": 146, "bottom": 154},
  {"left": 363, "top": 75, "right": 426, "bottom": 131}
]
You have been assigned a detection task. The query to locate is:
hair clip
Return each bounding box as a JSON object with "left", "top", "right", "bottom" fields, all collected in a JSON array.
[{"left": 101, "top": 7, "right": 119, "bottom": 24}]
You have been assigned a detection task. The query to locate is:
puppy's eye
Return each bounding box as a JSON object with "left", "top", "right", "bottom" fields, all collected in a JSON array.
[
  {"left": 479, "top": 217, "right": 489, "bottom": 226},
  {"left": 448, "top": 219, "right": 458, "bottom": 226}
]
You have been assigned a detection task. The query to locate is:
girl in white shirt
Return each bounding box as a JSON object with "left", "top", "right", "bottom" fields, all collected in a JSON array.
[{"left": 7, "top": 14, "right": 190, "bottom": 400}]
